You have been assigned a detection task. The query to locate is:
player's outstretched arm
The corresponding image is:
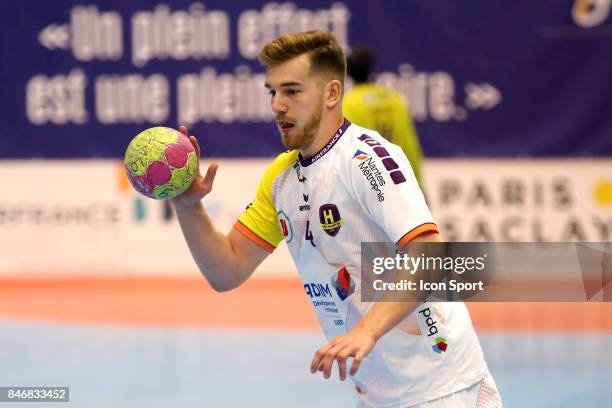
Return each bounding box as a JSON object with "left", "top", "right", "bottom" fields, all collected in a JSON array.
[
  {"left": 171, "top": 126, "right": 269, "bottom": 292},
  {"left": 311, "top": 231, "right": 443, "bottom": 381}
]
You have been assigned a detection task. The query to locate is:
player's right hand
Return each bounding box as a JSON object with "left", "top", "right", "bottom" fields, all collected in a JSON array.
[{"left": 171, "top": 125, "right": 218, "bottom": 209}]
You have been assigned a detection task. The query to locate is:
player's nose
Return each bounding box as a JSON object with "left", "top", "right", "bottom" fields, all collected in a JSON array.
[{"left": 271, "top": 94, "right": 288, "bottom": 115}]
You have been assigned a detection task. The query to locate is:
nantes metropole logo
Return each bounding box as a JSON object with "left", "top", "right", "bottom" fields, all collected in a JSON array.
[{"left": 353, "top": 149, "right": 370, "bottom": 161}]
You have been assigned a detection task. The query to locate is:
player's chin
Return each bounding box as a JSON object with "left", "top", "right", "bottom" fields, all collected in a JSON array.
[{"left": 281, "top": 133, "right": 300, "bottom": 150}]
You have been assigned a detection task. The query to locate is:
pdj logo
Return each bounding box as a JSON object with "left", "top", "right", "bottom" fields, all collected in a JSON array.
[
  {"left": 419, "top": 306, "right": 449, "bottom": 354},
  {"left": 353, "top": 149, "right": 370, "bottom": 161},
  {"left": 331, "top": 266, "right": 355, "bottom": 301},
  {"left": 432, "top": 337, "right": 448, "bottom": 354}
]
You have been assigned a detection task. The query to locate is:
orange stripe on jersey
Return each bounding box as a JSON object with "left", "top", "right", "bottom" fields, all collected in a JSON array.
[
  {"left": 396, "top": 222, "right": 439, "bottom": 247},
  {"left": 234, "top": 221, "right": 276, "bottom": 253}
]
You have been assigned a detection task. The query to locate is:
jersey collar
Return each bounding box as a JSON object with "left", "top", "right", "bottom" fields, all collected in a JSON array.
[{"left": 299, "top": 118, "right": 351, "bottom": 167}]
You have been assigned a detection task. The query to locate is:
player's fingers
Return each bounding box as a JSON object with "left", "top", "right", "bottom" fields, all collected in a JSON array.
[
  {"left": 337, "top": 351, "right": 350, "bottom": 381},
  {"left": 321, "top": 344, "right": 343, "bottom": 379},
  {"left": 179, "top": 125, "right": 188, "bottom": 135},
  {"left": 310, "top": 348, "right": 326, "bottom": 373},
  {"left": 202, "top": 163, "right": 218, "bottom": 193},
  {"left": 310, "top": 334, "right": 347, "bottom": 374},
  {"left": 189, "top": 136, "right": 201, "bottom": 158},
  {"left": 350, "top": 350, "right": 366, "bottom": 376},
  {"left": 310, "top": 341, "right": 335, "bottom": 373}
]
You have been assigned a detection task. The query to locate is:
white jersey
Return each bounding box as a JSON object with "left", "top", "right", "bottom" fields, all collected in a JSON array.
[{"left": 237, "top": 119, "right": 489, "bottom": 407}]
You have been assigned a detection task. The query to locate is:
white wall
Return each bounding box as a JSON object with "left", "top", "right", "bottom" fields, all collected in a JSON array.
[{"left": 0, "top": 158, "right": 610, "bottom": 277}]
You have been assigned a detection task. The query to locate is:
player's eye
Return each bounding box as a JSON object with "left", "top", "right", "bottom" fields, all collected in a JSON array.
[
  {"left": 286, "top": 89, "right": 300, "bottom": 96},
  {"left": 267, "top": 89, "right": 276, "bottom": 97}
]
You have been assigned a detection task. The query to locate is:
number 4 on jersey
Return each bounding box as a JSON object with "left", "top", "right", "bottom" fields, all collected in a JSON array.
[{"left": 305, "top": 220, "right": 316, "bottom": 247}]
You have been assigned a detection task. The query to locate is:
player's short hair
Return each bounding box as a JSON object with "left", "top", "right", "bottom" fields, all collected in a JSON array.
[
  {"left": 347, "top": 47, "right": 374, "bottom": 84},
  {"left": 258, "top": 30, "right": 346, "bottom": 86}
]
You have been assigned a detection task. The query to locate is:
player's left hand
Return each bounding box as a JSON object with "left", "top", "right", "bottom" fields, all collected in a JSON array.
[{"left": 310, "top": 326, "right": 376, "bottom": 381}]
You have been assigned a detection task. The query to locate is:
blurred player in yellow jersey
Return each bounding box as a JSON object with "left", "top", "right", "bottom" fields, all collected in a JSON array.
[{"left": 344, "top": 47, "right": 425, "bottom": 187}]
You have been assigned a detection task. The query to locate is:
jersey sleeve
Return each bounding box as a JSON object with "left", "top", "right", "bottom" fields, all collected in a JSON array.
[
  {"left": 235, "top": 151, "right": 298, "bottom": 253},
  {"left": 345, "top": 133, "right": 437, "bottom": 246}
]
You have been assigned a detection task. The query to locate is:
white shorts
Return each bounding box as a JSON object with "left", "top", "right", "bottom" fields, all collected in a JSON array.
[
  {"left": 410, "top": 373, "right": 502, "bottom": 408},
  {"left": 354, "top": 373, "right": 502, "bottom": 408}
]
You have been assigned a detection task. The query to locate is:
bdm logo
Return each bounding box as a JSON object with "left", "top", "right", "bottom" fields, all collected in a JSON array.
[
  {"left": 432, "top": 337, "right": 448, "bottom": 353},
  {"left": 304, "top": 283, "right": 332, "bottom": 298},
  {"left": 319, "top": 204, "right": 343, "bottom": 236}
]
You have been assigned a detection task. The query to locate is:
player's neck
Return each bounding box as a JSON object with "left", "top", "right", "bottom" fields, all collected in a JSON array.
[{"left": 300, "top": 113, "right": 344, "bottom": 159}]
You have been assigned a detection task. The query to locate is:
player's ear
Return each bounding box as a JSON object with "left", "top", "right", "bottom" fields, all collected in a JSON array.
[{"left": 324, "top": 79, "right": 342, "bottom": 109}]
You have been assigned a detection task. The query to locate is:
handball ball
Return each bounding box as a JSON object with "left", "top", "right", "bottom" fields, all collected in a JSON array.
[{"left": 124, "top": 127, "right": 198, "bottom": 200}]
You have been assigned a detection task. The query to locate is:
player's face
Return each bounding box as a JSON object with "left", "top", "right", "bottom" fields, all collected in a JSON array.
[{"left": 265, "top": 54, "right": 326, "bottom": 151}]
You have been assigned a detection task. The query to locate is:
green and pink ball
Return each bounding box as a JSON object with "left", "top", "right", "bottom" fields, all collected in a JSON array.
[{"left": 124, "top": 127, "right": 198, "bottom": 200}]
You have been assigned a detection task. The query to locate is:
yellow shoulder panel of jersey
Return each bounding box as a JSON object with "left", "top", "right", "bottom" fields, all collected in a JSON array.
[{"left": 235, "top": 150, "right": 299, "bottom": 252}]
